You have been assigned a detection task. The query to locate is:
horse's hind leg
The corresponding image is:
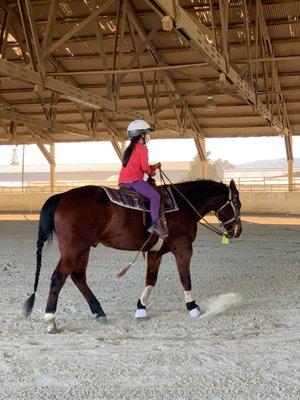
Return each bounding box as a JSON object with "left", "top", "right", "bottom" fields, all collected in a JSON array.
[
  {"left": 135, "top": 251, "right": 162, "bottom": 320},
  {"left": 44, "top": 260, "right": 70, "bottom": 333},
  {"left": 70, "top": 248, "right": 106, "bottom": 322}
]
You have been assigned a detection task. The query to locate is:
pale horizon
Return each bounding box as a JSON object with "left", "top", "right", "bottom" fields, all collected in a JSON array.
[{"left": 0, "top": 136, "right": 299, "bottom": 167}]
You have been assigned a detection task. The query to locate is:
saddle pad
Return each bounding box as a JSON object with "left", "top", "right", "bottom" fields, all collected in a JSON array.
[{"left": 101, "top": 185, "right": 179, "bottom": 213}]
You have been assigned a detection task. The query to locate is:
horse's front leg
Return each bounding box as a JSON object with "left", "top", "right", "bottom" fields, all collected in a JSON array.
[
  {"left": 135, "top": 251, "right": 162, "bottom": 320},
  {"left": 172, "top": 242, "right": 202, "bottom": 318}
]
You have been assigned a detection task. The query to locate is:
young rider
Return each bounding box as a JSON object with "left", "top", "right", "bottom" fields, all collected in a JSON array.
[{"left": 118, "top": 119, "right": 168, "bottom": 238}]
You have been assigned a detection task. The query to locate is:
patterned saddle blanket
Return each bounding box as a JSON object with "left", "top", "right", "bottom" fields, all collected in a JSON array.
[{"left": 101, "top": 185, "right": 179, "bottom": 213}]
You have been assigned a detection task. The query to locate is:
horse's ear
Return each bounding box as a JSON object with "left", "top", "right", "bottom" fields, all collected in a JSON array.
[{"left": 229, "top": 179, "right": 237, "bottom": 191}]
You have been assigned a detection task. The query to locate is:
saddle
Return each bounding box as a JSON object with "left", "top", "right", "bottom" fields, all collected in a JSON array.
[{"left": 101, "top": 182, "right": 178, "bottom": 216}]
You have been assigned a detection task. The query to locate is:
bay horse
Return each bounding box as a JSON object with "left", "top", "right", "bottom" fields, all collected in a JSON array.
[{"left": 24, "top": 178, "right": 242, "bottom": 333}]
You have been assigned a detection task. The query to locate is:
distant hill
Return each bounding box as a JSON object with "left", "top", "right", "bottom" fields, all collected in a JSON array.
[
  {"left": 0, "top": 161, "right": 190, "bottom": 184},
  {"left": 233, "top": 158, "right": 300, "bottom": 171}
]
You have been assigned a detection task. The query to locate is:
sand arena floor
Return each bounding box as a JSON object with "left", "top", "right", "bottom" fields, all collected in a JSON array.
[{"left": 0, "top": 215, "right": 299, "bottom": 400}]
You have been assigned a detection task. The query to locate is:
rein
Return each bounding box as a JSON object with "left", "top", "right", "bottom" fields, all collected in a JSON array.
[
  {"left": 159, "top": 169, "right": 227, "bottom": 237},
  {"left": 117, "top": 169, "right": 234, "bottom": 278},
  {"left": 117, "top": 234, "right": 154, "bottom": 278}
]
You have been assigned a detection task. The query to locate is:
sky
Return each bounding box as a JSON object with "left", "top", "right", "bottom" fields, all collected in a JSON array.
[{"left": 0, "top": 136, "right": 299, "bottom": 166}]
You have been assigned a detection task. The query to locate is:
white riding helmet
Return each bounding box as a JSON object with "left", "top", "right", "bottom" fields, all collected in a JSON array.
[{"left": 127, "top": 119, "right": 152, "bottom": 138}]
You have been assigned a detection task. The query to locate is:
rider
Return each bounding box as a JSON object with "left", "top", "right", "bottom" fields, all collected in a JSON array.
[{"left": 118, "top": 119, "right": 168, "bottom": 238}]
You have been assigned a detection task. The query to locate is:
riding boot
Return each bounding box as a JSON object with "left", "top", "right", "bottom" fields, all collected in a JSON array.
[
  {"left": 148, "top": 218, "right": 169, "bottom": 238},
  {"left": 147, "top": 221, "right": 156, "bottom": 234}
]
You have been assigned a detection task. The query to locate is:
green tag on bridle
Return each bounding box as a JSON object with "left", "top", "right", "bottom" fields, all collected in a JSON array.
[{"left": 221, "top": 234, "right": 229, "bottom": 245}]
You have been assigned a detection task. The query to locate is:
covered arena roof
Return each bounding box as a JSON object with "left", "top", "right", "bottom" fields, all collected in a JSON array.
[{"left": 0, "top": 0, "right": 298, "bottom": 164}]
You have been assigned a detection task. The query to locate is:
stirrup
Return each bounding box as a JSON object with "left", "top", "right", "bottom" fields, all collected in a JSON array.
[
  {"left": 152, "top": 218, "right": 169, "bottom": 238},
  {"left": 147, "top": 222, "right": 155, "bottom": 234},
  {"left": 154, "top": 229, "right": 168, "bottom": 239}
]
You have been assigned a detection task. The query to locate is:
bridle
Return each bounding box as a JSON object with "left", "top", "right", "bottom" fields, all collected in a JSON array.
[
  {"left": 159, "top": 169, "right": 241, "bottom": 238},
  {"left": 118, "top": 173, "right": 241, "bottom": 278},
  {"left": 215, "top": 187, "right": 239, "bottom": 226},
  {"left": 215, "top": 187, "right": 240, "bottom": 237}
]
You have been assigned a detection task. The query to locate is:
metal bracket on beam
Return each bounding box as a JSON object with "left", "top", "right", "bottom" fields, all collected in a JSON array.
[{"left": 161, "top": 15, "right": 173, "bottom": 31}]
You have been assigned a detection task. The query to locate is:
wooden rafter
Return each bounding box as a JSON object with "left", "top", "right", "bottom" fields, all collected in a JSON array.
[
  {"left": 113, "top": 20, "right": 161, "bottom": 92},
  {"left": 42, "top": 0, "right": 114, "bottom": 58},
  {"left": 0, "top": 0, "right": 298, "bottom": 148},
  {"left": 152, "top": 0, "right": 290, "bottom": 137},
  {"left": 42, "top": 0, "right": 58, "bottom": 52}
]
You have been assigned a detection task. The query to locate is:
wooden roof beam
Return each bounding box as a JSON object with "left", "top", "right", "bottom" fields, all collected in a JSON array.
[
  {"left": 0, "top": 59, "right": 192, "bottom": 136},
  {"left": 152, "top": 0, "right": 289, "bottom": 137},
  {"left": 257, "top": 0, "right": 293, "bottom": 162},
  {"left": 0, "top": 107, "right": 93, "bottom": 137},
  {"left": 110, "top": 137, "right": 124, "bottom": 162},
  {"left": 36, "top": 142, "right": 55, "bottom": 164},
  {"left": 126, "top": 0, "right": 206, "bottom": 161},
  {"left": 24, "top": 0, "right": 46, "bottom": 79},
  {"left": 41, "top": 0, "right": 58, "bottom": 52},
  {"left": 42, "top": 0, "right": 114, "bottom": 58}
]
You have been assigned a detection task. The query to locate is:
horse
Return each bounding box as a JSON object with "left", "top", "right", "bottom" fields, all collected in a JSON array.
[{"left": 24, "top": 178, "right": 242, "bottom": 333}]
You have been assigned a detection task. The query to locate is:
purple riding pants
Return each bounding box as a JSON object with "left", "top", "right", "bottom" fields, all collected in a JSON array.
[{"left": 127, "top": 180, "right": 160, "bottom": 221}]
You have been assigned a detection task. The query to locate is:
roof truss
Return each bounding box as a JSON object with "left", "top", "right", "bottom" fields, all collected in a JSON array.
[{"left": 0, "top": 0, "right": 297, "bottom": 151}]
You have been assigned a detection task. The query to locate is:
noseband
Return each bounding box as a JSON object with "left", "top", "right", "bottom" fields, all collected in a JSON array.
[{"left": 215, "top": 188, "right": 240, "bottom": 235}]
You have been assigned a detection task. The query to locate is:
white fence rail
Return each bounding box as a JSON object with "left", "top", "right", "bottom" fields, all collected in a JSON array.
[{"left": 0, "top": 177, "right": 299, "bottom": 193}]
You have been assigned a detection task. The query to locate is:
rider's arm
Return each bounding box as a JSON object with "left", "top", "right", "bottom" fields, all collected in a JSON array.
[{"left": 140, "top": 145, "right": 156, "bottom": 176}]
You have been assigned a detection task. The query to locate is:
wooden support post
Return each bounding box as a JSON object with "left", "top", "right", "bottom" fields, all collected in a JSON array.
[
  {"left": 36, "top": 143, "right": 56, "bottom": 191},
  {"left": 287, "top": 159, "right": 293, "bottom": 192},
  {"left": 111, "top": 138, "right": 124, "bottom": 162},
  {"left": 121, "top": 141, "right": 126, "bottom": 153},
  {"left": 284, "top": 134, "right": 293, "bottom": 192},
  {"left": 21, "top": 144, "right": 25, "bottom": 192},
  {"left": 50, "top": 144, "right": 55, "bottom": 192},
  {"left": 194, "top": 137, "right": 206, "bottom": 178},
  {"left": 201, "top": 160, "right": 206, "bottom": 179}
]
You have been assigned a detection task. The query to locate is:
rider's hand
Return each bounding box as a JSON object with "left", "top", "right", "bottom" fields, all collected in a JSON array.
[{"left": 155, "top": 162, "right": 161, "bottom": 169}]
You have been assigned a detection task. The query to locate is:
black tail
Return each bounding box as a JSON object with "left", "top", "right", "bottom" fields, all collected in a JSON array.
[{"left": 23, "top": 193, "right": 62, "bottom": 317}]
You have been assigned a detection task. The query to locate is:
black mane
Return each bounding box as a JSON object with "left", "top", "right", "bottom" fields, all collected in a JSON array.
[
  {"left": 170, "top": 178, "right": 228, "bottom": 197},
  {"left": 166, "top": 179, "right": 229, "bottom": 213}
]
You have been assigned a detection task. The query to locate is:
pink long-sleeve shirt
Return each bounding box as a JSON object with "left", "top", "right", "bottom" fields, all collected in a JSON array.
[{"left": 118, "top": 142, "right": 156, "bottom": 184}]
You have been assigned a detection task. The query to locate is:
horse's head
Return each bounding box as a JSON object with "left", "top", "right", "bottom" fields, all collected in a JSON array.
[{"left": 215, "top": 179, "right": 242, "bottom": 239}]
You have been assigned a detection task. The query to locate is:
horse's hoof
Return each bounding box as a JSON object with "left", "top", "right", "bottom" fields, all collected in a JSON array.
[
  {"left": 96, "top": 315, "right": 107, "bottom": 324},
  {"left": 45, "top": 325, "right": 59, "bottom": 334},
  {"left": 188, "top": 306, "right": 202, "bottom": 318},
  {"left": 135, "top": 308, "right": 149, "bottom": 320}
]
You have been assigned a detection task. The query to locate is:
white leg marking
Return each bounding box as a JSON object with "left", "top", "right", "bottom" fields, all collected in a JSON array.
[
  {"left": 140, "top": 285, "right": 153, "bottom": 307},
  {"left": 44, "top": 313, "right": 58, "bottom": 333},
  {"left": 184, "top": 290, "right": 194, "bottom": 303},
  {"left": 149, "top": 237, "right": 164, "bottom": 252},
  {"left": 44, "top": 312, "right": 55, "bottom": 323}
]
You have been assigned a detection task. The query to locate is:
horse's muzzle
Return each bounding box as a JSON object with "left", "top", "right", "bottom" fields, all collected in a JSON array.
[{"left": 227, "top": 220, "right": 242, "bottom": 239}]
